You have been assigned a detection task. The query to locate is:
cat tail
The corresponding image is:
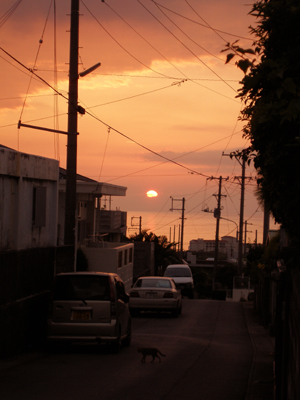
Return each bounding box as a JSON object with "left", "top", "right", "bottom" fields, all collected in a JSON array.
[{"left": 158, "top": 351, "right": 166, "bottom": 357}]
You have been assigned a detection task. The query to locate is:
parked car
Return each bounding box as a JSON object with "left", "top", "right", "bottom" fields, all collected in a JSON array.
[
  {"left": 47, "top": 272, "right": 131, "bottom": 352},
  {"left": 164, "top": 264, "right": 194, "bottom": 299},
  {"left": 129, "top": 276, "right": 182, "bottom": 317}
]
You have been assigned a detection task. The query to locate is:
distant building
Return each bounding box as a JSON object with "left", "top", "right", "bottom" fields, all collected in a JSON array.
[
  {"left": 58, "top": 167, "right": 127, "bottom": 246},
  {"left": 189, "top": 236, "right": 238, "bottom": 260}
]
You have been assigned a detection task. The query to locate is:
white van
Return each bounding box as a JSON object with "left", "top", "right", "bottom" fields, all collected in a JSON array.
[{"left": 164, "top": 264, "right": 194, "bottom": 299}]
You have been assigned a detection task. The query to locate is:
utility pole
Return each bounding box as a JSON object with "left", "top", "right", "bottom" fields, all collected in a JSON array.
[
  {"left": 224, "top": 151, "right": 252, "bottom": 275},
  {"left": 244, "top": 221, "right": 252, "bottom": 255},
  {"left": 131, "top": 216, "right": 142, "bottom": 234},
  {"left": 209, "top": 176, "right": 227, "bottom": 279},
  {"left": 170, "top": 197, "right": 185, "bottom": 253},
  {"left": 64, "top": 0, "right": 79, "bottom": 266},
  {"left": 237, "top": 158, "right": 246, "bottom": 275}
]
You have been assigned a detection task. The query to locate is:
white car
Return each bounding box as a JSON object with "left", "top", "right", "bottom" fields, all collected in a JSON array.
[{"left": 129, "top": 276, "right": 182, "bottom": 317}]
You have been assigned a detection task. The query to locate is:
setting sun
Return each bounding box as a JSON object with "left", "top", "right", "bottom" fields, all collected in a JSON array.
[{"left": 146, "top": 190, "right": 158, "bottom": 198}]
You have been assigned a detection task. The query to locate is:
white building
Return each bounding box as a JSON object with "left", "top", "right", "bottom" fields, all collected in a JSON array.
[
  {"left": 189, "top": 236, "right": 238, "bottom": 260},
  {"left": 0, "top": 146, "right": 59, "bottom": 251}
]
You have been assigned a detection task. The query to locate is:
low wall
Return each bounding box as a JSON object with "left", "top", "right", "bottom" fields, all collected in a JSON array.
[{"left": 0, "top": 247, "right": 55, "bottom": 357}]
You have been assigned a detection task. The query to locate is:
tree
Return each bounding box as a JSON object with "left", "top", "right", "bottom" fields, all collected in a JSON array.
[{"left": 223, "top": 0, "right": 300, "bottom": 255}]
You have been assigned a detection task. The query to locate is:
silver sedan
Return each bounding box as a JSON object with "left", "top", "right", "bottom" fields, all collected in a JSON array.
[{"left": 129, "top": 276, "right": 182, "bottom": 317}]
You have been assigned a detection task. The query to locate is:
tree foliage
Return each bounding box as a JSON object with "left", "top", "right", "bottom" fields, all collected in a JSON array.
[{"left": 223, "top": 0, "right": 300, "bottom": 248}]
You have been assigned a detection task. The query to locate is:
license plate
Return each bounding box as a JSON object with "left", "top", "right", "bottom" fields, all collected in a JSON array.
[
  {"left": 72, "top": 311, "right": 91, "bottom": 320},
  {"left": 146, "top": 292, "right": 157, "bottom": 298}
]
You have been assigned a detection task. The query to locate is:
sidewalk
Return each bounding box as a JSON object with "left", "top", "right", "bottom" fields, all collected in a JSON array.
[{"left": 243, "top": 302, "right": 275, "bottom": 400}]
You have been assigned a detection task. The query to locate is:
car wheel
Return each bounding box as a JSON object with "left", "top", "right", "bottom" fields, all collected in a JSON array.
[{"left": 122, "top": 320, "right": 132, "bottom": 347}]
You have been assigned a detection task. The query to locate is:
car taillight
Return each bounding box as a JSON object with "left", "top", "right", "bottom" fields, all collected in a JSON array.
[
  {"left": 109, "top": 277, "right": 116, "bottom": 317},
  {"left": 130, "top": 291, "right": 140, "bottom": 298},
  {"left": 163, "top": 292, "right": 174, "bottom": 298}
]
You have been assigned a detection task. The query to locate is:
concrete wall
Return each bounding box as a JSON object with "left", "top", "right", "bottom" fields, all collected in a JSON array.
[
  {"left": 0, "top": 147, "right": 59, "bottom": 357},
  {"left": 0, "top": 247, "right": 56, "bottom": 357},
  {"left": 0, "top": 148, "right": 59, "bottom": 251}
]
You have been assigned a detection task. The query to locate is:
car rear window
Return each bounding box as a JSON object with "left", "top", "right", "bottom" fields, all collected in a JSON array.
[
  {"left": 164, "top": 268, "right": 192, "bottom": 277},
  {"left": 53, "top": 275, "right": 111, "bottom": 301},
  {"left": 136, "top": 279, "right": 172, "bottom": 288}
]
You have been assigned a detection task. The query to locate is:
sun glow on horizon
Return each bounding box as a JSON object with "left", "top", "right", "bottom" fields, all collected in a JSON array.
[{"left": 146, "top": 190, "right": 158, "bottom": 198}]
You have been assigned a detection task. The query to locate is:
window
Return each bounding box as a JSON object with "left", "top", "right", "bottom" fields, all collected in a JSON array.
[
  {"left": 129, "top": 248, "right": 133, "bottom": 263},
  {"left": 32, "top": 186, "right": 46, "bottom": 227}
]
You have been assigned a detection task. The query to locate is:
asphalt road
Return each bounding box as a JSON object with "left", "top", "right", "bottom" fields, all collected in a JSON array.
[{"left": 0, "top": 300, "right": 256, "bottom": 400}]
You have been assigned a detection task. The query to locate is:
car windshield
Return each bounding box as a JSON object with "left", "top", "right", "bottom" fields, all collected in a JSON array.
[
  {"left": 53, "top": 275, "right": 111, "bottom": 301},
  {"left": 135, "top": 279, "right": 172, "bottom": 289},
  {"left": 164, "top": 268, "right": 191, "bottom": 277}
]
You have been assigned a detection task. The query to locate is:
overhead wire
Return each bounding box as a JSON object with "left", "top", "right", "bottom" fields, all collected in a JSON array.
[
  {"left": 149, "top": 0, "right": 237, "bottom": 93},
  {"left": 84, "top": 108, "right": 211, "bottom": 178},
  {"left": 0, "top": 1, "right": 250, "bottom": 199},
  {"left": 103, "top": 1, "right": 188, "bottom": 80},
  {"left": 19, "top": 0, "right": 53, "bottom": 122},
  {"left": 137, "top": 0, "right": 237, "bottom": 95},
  {"left": 83, "top": 0, "right": 240, "bottom": 103},
  {"left": 0, "top": 0, "right": 23, "bottom": 28},
  {"left": 151, "top": 0, "right": 252, "bottom": 41},
  {"left": 81, "top": 0, "right": 178, "bottom": 80}
]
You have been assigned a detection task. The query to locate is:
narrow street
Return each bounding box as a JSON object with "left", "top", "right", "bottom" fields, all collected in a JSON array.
[{"left": 0, "top": 300, "right": 273, "bottom": 400}]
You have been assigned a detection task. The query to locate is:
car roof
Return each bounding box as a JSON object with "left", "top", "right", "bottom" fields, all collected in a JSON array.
[
  {"left": 55, "top": 272, "right": 117, "bottom": 277},
  {"left": 137, "top": 276, "right": 173, "bottom": 280},
  {"left": 166, "top": 264, "right": 190, "bottom": 268}
]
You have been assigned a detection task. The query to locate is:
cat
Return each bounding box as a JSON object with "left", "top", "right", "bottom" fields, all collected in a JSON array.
[{"left": 138, "top": 347, "right": 166, "bottom": 363}]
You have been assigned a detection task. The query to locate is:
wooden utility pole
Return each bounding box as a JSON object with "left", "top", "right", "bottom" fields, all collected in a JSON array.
[
  {"left": 170, "top": 197, "right": 185, "bottom": 253},
  {"left": 211, "top": 176, "right": 227, "bottom": 279},
  {"left": 64, "top": 0, "right": 79, "bottom": 259},
  {"left": 131, "top": 217, "right": 142, "bottom": 234},
  {"left": 223, "top": 152, "right": 250, "bottom": 274},
  {"left": 237, "top": 158, "right": 246, "bottom": 275}
]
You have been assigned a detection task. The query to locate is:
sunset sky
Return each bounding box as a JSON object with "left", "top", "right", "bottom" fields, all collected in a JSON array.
[{"left": 0, "top": 0, "right": 276, "bottom": 245}]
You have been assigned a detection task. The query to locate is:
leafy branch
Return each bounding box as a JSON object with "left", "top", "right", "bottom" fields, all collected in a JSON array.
[{"left": 221, "top": 39, "right": 259, "bottom": 74}]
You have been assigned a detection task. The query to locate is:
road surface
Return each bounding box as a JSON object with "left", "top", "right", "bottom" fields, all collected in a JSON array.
[{"left": 0, "top": 300, "right": 256, "bottom": 400}]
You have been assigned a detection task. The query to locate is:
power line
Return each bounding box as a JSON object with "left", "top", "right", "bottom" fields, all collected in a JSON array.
[
  {"left": 104, "top": 1, "right": 188, "bottom": 80},
  {"left": 84, "top": 108, "right": 211, "bottom": 178},
  {"left": 81, "top": 0, "right": 177, "bottom": 80},
  {"left": 151, "top": 0, "right": 252, "bottom": 41},
  {"left": 137, "top": 0, "right": 237, "bottom": 94},
  {"left": 0, "top": 0, "right": 23, "bottom": 28}
]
